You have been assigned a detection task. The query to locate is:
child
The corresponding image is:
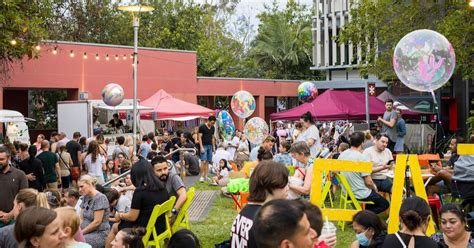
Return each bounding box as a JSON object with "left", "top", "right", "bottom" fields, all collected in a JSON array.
[
  {"left": 288, "top": 167, "right": 306, "bottom": 200},
  {"left": 55, "top": 207, "right": 91, "bottom": 248},
  {"left": 111, "top": 227, "right": 146, "bottom": 248},
  {"left": 211, "top": 159, "right": 231, "bottom": 186},
  {"left": 274, "top": 140, "right": 293, "bottom": 166}
]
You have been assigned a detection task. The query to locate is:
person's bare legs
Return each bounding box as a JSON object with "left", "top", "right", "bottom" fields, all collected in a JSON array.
[{"left": 200, "top": 160, "right": 209, "bottom": 182}]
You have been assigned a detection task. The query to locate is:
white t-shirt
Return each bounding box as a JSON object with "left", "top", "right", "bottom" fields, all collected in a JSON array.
[
  {"left": 363, "top": 146, "right": 393, "bottom": 180},
  {"left": 85, "top": 154, "right": 105, "bottom": 177},
  {"left": 220, "top": 168, "right": 229, "bottom": 179},
  {"left": 212, "top": 148, "right": 232, "bottom": 168},
  {"left": 226, "top": 136, "right": 240, "bottom": 159},
  {"left": 115, "top": 195, "right": 131, "bottom": 213},
  {"left": 296, "top": 125, "right": 322, "bottom": 156}
]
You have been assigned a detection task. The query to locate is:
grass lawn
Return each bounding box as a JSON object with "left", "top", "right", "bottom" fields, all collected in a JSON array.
[{"left": 189, "top": 181, "right": 356, "bottom": 248}]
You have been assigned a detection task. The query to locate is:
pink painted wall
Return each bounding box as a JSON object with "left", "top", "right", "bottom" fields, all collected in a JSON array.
[{"left": 2, "top": 42, "right": 300, "bottom": 126}]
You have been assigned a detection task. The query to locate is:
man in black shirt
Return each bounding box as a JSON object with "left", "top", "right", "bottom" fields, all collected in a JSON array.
[
  {"left": 108, "top": 113, "right": 124, "bottom": 129},
  {"left": 66, "top": 131, "right": 82, "bottom": 185},
  {"left": 198, "top": 116, "right": 216, "bottom": 182}
]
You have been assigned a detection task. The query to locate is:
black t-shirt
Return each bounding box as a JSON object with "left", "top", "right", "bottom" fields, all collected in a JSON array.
[
  {"left": 230, "top": 204, "right": 261, "bottom": 248},
  {"left": 199, "top": 123, "right": 215, "bottom": 146},
  {"left": 109, "top": 119, "right": 124, "bottom": 128},
  {"left": 66, "top": 140, "right": 82, "bottom": 167},
  {"left": 163, "top": 140, "right": 173, "bottom": 153},
  {"left": 19, "top": 158, "right": 45, "bottom": 192},
  {"left": 382, "top": 232, "right": 439, "bottom": 248},
  {"left": 127, "top": 188, "right": 169, "bottom": 232}
]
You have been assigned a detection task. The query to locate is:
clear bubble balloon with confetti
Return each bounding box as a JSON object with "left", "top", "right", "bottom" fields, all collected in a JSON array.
[{"left": 393, "top": 29, "right": 455, "bottom": 92}]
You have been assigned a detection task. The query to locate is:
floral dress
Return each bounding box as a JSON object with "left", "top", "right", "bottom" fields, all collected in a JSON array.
[{"left": 80, "top": 192, "right": 110, "bottom": 248}]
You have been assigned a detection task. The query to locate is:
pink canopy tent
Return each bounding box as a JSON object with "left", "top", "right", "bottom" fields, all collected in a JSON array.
[
  {"left": 139, "top": 89, "right": 214, "bottom": 120},
  {"left": 270, "top": 89, "right": 424, "bottom": 121}
]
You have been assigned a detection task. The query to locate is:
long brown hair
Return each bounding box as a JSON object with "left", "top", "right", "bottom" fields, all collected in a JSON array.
[
  {"left": 247, "top": 161, "right": 289, "bottom": 203},
  {"left": 14, "top": 206, "right": 58, "bottom": 247},
  {"left": 87, "top": 140, "right": 99, "bottom": 163}
]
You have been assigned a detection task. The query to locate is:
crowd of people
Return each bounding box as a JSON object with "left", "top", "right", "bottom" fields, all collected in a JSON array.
[{"left": 0, "top": 98, "right": 473, "bottom": 247}]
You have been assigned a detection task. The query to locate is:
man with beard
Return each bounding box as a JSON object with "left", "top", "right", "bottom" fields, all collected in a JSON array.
[
  {"left": 0, "top": 146, "right": 27, "bottom": 228},
  {"left": 151, "top": 156, "right": 187, "bottom": 217}
]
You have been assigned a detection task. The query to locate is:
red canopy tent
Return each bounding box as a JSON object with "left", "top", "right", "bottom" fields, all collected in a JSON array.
[
  {"left": 139, "top": 89, "right": 214, "bottom": 120},
  {"left": 270, "top": 89, "right": 425, "bottom": 121}
]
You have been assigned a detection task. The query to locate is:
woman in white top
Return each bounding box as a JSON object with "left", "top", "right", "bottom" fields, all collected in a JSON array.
[
  {"left": 83, "top": 140, "right": 106, "bottom": 185},
  {"left": 297, "top": 112, "right": 322, "bottom": 157}
]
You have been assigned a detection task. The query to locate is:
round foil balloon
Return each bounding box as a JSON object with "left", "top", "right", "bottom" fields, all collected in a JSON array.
[
  {"left": 298, "top": 82, "right": 318, "bottom": 102},
  {"left": 231, "top": 91, "right": 256, "bottom": 119},
  {"left": 393, "top": 29, "right": 455, "bottom": 92},
  {"left": 244, "top": 117, "right": 269, "bottom": 145},
  {"left": 101, "top": 83, "right": 124, "bottom": 106},
  {"left": 217, "top": 110, "right": 235, "bottom": 141}
]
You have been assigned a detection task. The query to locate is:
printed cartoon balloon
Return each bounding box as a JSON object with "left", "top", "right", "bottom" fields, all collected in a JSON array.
[
  {"left": 393, "top": 29, "right": 455, "bottom": 92},
  {"left": 298, "top": 82, "right": 318, "bottom": 102},
  {"left": 102, "top": 83, "right": 124, "bottom": 106},
  {"left": 231, "top": 91, "right": 256, "bottom": 119},
  {"left": 217, "top": 110, "right": 235, "bottom": 141},
  {"left": 244, "top": 117, "right": 269, "bottom": 145}
]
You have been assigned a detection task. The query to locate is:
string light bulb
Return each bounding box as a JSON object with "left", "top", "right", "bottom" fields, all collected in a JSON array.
[
  {"left": 115, "top": 55, "right": 119, "bottom": 61},
  {"left": 70, "top": 50, "right": 75, "bottom": 57},
  {"left": 95, "top": 54, "right": 100, "bottom": 60},
  {"left": 83, "top": 52, "right": 88, "bottom": 59},
  {"left": 34, "top": 45, "right": 41, "bottom": 51},
  {"left": 123, "top": 54, "right": 127, "bottom": 60},
  {"left": 52, "top": 47, "right": 58, "bottom": 55},
  {"left": 106, "top": 54, "right": 110, "bottom": 61},
  {"left": 130, "top": 54, "right": 133, "bottom": 59},
  {"left": 10, "top": 40, "right": 17, "bottom": 45},
  {"left": 470, "top": 0, "right": 474, "bottom": 7}
]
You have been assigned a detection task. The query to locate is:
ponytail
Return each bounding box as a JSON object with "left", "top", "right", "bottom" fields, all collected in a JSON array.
[{"left": 36, "top": 192, "right": 51, "bottom": 209}]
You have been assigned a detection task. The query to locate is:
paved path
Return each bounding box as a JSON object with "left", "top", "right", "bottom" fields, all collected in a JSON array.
[{"left": 183, "top": 175, "right": 218, "bottom": 222}]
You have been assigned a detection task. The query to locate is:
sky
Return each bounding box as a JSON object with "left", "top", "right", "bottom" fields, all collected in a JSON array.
[{"left": 194, "top": 0, "right": 313, "bottom": 39}]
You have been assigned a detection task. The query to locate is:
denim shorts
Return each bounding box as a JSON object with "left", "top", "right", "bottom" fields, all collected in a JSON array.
[{"left": 200, "top": 145, "right": 213, "bottom": 162}]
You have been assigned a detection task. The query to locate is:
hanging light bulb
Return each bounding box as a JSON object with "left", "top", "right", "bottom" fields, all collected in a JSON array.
[
  {"left": 470, "top": 0, "right": 474, "bottom": 7},
  {"left": 130, "top": 54, "right": 133, "bottom": 59},
  {"left": 95, "top": 54, "right": 100, "bottom": 60},
  {"left": 83, "top": 52, "right": 88, "bottom": 59},
  {"left": 10, "top": 40, "right": 17, "bottom": 45},
  {"left": 70, "top": 50, "right": 75, "bottom": 57},
  {"left": 123, "top": 54, "right": 127, "bottom": 60},
  {"left": 34, "top": 45, "right": 41, "bottom": 51},
  {"left": 115, "top": 55, "right": 119, "bottom": 61},
  {"left": 52, "top": 47, "right": 58, "bottom": 55},
  {"left": 106, "top": 54, "right": 110, "bottom": 61}
]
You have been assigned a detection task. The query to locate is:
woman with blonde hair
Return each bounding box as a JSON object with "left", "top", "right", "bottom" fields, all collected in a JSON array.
[
  {"left": 123, "top": 136, "right": 134, "bottom": 159},
  {"left": 55, "top": 207, "right": 91, "bottom": 248},
  {"left": 78, "top": 175, "right": 110, "bottom": 248},
  {"left": 0, "top": 188, "right": 50, "bottom": 247}
]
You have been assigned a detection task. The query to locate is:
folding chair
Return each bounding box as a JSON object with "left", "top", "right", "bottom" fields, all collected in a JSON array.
[
  {"left": 171, "top": 187, "right": 196, "bottom": 233},
  {"left": 142, "top": 196, "right": 177, "bottom": 248},
  {"left": 336, "top": 173, "right": 373, "bottom": 231}
]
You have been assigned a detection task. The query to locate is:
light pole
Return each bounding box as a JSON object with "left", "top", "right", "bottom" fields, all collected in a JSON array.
[{"left": 118, "top": 3, "right": 154, "bottom": 156}]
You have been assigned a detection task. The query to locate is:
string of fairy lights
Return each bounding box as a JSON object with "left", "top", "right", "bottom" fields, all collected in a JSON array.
[
  {"left": 10, "top": 39, "right": 135, "bottom": 62},
  {"left": 9, "top": 39, "right": 198, "bottom": 67}
]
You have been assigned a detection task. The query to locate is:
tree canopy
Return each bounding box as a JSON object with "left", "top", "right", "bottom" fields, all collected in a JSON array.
[{"left": 338, "top": 0, "right": 473, "bottom": 81}]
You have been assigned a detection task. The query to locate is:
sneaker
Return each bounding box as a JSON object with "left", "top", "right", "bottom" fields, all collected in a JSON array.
[{"left": 200, "top": 177, "right": 204, "bottom": 183}]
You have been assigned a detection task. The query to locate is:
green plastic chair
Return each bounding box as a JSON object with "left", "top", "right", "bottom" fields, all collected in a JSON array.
[
  {"left": 171, "top": 187, "right": 196, "bottom": 233},
  {"left": 142, "top": 196, "right": 176, "bottom": 248}
]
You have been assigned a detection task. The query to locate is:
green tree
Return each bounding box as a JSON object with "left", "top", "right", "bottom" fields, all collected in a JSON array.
[
  {"left": 249, "top": 0, "right": 321, "bottom": 80},
  {"left": 0, "top": 0, "right": 52, "bottom": 83},
  {"left": 338, "top": 1, "right": 473, "bottom": 81}
]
